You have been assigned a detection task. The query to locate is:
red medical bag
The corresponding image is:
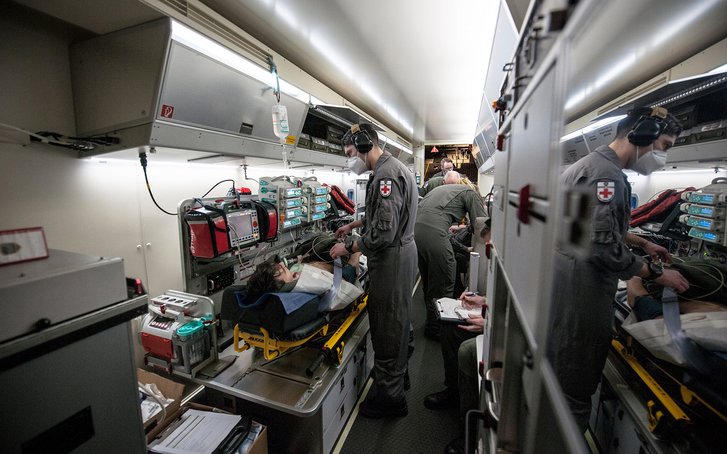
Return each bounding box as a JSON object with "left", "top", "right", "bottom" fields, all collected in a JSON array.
[{"left": 184, "top": 207, "right": 231, "bottom": 259}]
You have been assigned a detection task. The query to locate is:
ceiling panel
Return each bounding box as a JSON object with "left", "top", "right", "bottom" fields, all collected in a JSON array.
[
  {"left": 14, "top": 0, "right": 501, "bottom": 145},
  {"left": 201, "top": 0, "right": 500, "bottom": 145},
  {"left": 14, "top": 0, "right": 162, "bottom": 34}
]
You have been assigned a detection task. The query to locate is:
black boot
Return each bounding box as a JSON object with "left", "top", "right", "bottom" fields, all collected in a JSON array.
[
  {"left": 423, "top": 388, "right": 458, "bottom": 410},
  {"left": 359, "top": 396, "right": 408, "bottom": 419},
  {"left": 444, "top": 435, "right": 465, "bottom": 454}
]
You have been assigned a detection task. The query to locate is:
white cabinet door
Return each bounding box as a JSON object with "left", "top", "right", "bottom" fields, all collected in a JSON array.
[
  {"left": 135, "top": 158, "right": 243, "bottom": 298},
  {"left": 0, "top": 146, "right": 149, "bottom": 288}
]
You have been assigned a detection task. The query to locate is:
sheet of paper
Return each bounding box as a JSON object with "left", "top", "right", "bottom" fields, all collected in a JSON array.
[
  {"left": 454, "top": 306, "right": 481, "bottom": 320},
  {"left": 149, "top": 409, "right": 241, "bottom": 454},
  {"left": 437, "top": 297, "right": 480, "bottom": 322}
]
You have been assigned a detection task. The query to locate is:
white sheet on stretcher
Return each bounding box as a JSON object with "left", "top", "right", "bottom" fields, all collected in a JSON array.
[
  {"left": 622, "top": 311, "right": 727, "bottom": 367},
  {"left": 293, "top": 264, "right": 363, "bottom": 312}
]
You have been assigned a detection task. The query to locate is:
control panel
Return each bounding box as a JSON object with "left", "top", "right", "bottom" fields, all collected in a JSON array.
[
  {"left": 259, "top": 176, "right": 333, "bottom": 229},
  {"left": 300, "top": 177, "right": 331, "bottom": 222},
  {"left": 225, "top": 206, "right": 260, "bottom": 248},
  {"left": 680, "top": 178, "right": 727, "bottom": 246},
  {"left": 206, "top": 266, "right": 236, "bottom": 295},
  {"left": 150, "top": 292, "right": 203, "bottom": 317}
]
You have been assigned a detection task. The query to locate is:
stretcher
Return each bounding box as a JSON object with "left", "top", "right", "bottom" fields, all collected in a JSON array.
[
  {"left": 611, "top": 313, "right": 727, "bottom": 450},
  {"left": 233, "top": 293, "right": 367, "bottom": 376}
]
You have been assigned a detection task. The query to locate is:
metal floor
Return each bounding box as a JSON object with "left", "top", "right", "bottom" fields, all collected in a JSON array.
[{"left": 335, "top": 283, "right": 461, "bottom": 454}]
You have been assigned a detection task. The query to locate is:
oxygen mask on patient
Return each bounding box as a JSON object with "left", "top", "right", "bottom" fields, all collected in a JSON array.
[
  {"left": 274, "top": 254, "right": 300, "bottom": 270},
  {"left": 273, "top": 259, "right": 302, "bottom": 287},
  {"left": 276, "top": 255, "right": 290, "bottom": 268}
]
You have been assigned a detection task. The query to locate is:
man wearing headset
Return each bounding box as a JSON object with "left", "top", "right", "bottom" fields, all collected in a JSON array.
[
  {"left": 548, "top": 107, "right": 690, "bottom": 432},
  {"left": 430, "top": 157, "right": 455, "bottom": 179},
  {"left": 330, "top": 123, "right": 419, "bottom": 418},
  {"left": 421, "top": 157, "right": 455, "bottom": 196}
]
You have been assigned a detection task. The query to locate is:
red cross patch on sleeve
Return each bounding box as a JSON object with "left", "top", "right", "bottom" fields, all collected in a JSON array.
[
  {"left": 379, "top": 179, "right": 392, "bottom": 197},
  {"left": 596, "top": 180, "right": 615, "bottom": 203}
]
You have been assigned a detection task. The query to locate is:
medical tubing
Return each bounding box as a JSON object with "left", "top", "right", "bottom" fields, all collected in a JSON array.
[
  {"left": 200, "top": 179, "right": 236, "bottom": 198},
  {"left": 309, "top": 235, "right": 336, "bottom": 263},
  {"left": 671, "top": 260, "right": 725, "bottom": 301}
]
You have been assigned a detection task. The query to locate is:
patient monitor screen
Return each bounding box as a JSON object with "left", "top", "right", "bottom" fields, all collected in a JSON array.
[{"left": 227, "top": 209, "right": 257, "bottom": 247}]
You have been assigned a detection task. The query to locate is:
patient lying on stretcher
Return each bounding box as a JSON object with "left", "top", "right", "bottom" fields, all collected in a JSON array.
[
  {"left": 627, "top": 276, "right": 726, "bottom": 321},
  {"left": 245, "top": 233, "right": 363, "bottom": 310}
]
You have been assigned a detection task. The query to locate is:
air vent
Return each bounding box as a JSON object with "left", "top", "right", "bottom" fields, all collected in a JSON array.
[
  {"left": 596, "top": 75, "right": 668, "bottom": 117},
  {"left": 157, "top": 0, "right": 271, "bottom": 68}
]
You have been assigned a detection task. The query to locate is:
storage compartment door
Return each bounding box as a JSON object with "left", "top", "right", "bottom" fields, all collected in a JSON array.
[{"left": 158, "top": 41, "right": 307, "bottom": 143}]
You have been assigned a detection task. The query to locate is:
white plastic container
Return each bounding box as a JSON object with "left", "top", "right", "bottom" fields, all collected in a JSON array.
[{"left": 272, "top": 103, "right": 290, "bottom": 142}]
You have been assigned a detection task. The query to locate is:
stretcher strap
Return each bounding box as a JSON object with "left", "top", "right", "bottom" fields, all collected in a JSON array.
[
  {"left": 661, "top": 287, "right": 710, "bottom": 375},
  {"left": 318, "top": 257, "right": 343, "bottom": 310}
]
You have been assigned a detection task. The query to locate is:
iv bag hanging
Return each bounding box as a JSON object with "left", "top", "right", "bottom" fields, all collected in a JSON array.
[{"left": 272, "top": 103, "right": 289, "bottom": 142}]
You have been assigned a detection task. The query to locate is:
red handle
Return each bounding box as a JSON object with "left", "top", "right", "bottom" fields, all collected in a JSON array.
[{"left": 517, "top": 184, "right": 531, "bottom": 224}]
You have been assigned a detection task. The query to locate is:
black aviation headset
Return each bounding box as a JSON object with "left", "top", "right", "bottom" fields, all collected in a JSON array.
[
  {"left": 350, "top": 124, "right": 374, "bottom": 153},
  {"left": 627, "top": 106, "right": 669, "bottom": 147}
]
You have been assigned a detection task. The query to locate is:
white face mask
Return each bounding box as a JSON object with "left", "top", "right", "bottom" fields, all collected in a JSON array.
[
  {"left": 346, "top": 155, "right": 369, "bottom": 175},
  {"left": 631, "top": 147, "right": 667, "bottom": 175}
]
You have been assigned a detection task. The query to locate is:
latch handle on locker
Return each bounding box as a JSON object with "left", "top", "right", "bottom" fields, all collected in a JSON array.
[{"left": 517, "top": 184, "right": 531, "bottom": 224}]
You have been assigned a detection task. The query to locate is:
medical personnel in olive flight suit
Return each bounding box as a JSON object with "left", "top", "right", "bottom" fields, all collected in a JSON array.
[
  {"left": 330, "top": 123, "right": 418, "bottom": 418},
  {"left": 415, "top": 178, "right": 486, "bottom": 341},
  {"left": 548, "top": 107, "right": 690, "bottom": 431}
]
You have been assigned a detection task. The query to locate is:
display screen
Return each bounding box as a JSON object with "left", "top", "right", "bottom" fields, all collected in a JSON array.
[
  {"left": 688, "top": 193, "right": 716, "bottom": 204},
  {"left": 688, "top": 205, "right": 715, "bottom": 217},
  {"left": 695, "top": 218, "right": 713, "bottom": 229},
  {"left": 689, "top": 227, "right": 719, "bottom": 242},
  {"left": 227, "top": 210, "right": 256, "bottom": 246},
  {"left": 286, "top": 208, "right": 303, "bottom": 218}
]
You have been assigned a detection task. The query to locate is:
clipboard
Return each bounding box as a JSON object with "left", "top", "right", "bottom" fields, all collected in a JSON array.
[{"left": 436, "top": 297, "right": 481, "bottom": 324}]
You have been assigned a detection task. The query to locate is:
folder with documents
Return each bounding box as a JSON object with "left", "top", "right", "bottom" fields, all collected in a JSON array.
[{"left": 148, "top": 409, "right": 249, "bottom": 454}]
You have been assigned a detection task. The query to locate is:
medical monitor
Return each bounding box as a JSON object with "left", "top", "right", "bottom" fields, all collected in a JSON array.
[{"left": 226, "top": 208, "right": 259, "bottom": 248}]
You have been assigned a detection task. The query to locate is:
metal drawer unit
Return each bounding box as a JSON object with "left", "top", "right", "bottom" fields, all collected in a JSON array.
[
  {"left": 321, "top": 350, "right": 365, "bottom": 454},
  {"left": 197, "top": 315, "right": 372, "bottom": 454}
]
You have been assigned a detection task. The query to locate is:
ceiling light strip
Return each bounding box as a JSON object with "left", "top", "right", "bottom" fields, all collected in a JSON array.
[
  {"left": 170, "top": 21, "right": 311, "bottom": 103},
  {"left": 187, "top": 6, "right": 271, "bottom": 67},
  {"left": 652, "top": 75, "right": 727, "bottom": 107},
  {"left": 158, "top": 0, "right": 272, "bottom": 68}
]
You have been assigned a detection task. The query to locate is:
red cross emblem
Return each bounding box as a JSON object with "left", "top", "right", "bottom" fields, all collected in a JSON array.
[
  {"left": 379, "top": 180, "right": 392, "bottom": 197},
  {"left": 596, "top": 180, "right": 615, "bottom": 203}
]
